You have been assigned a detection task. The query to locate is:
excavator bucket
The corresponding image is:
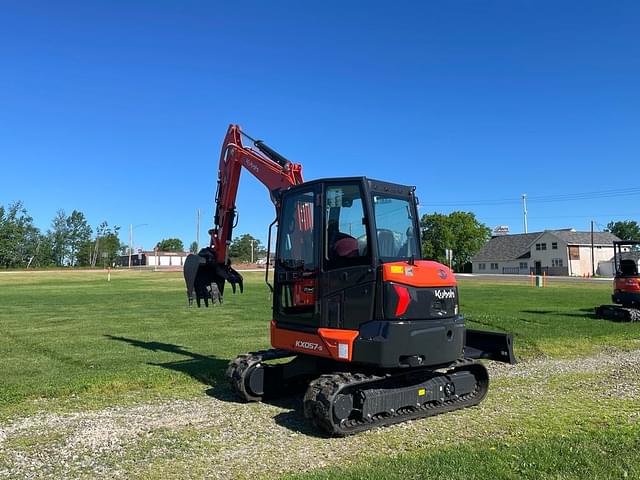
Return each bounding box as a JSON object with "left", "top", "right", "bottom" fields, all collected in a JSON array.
[{"left": 183, "top": 248, "right": 243, "bottom": 307}]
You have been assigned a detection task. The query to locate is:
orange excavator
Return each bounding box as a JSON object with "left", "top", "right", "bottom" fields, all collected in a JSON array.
[
  {"left": 595, "top": 240, "right": 640, "bottom": 322},
  {"left": 184, "top": 125, "right": 516, "bottom": 435}
]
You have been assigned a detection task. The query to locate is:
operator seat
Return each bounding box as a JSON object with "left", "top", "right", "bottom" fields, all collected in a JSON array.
[
  {"left": 377, "top": 229, "right": 396, "bottom": 257},
  {"left": 619, "top": 259, "right": 638, "bottom": 276},
  {"left": 334, "top": 236, "right": 359, "bottom": 257}
]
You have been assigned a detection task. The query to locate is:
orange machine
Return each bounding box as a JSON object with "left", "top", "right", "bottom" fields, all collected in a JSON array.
[
  {"left": 596, "top": 240, "right": 640, "bottom": 322},
  {"left": 185, "top": 125, "right": 516, "bottom": 435}
]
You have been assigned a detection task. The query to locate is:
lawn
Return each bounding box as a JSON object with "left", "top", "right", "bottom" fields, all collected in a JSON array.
[{"left": 0, "top": 270, "right": 638, "bottom": 479}]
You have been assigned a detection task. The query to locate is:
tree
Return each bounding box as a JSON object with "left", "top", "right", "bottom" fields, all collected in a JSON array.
[
  {"left": 50, "top": 209, "right": 69, "bottom": 266},
  {"left": 156, "top": 238, "right": 184, "bottom": 252},
  {"left": 66, "top": 210, "right": 92, "bottom": 266},
  {"left": 229, "top": 234, "right": 265, "bottom": 263},
  {"left": 605, "top": 220, "right": 640, "bottom": 241},
  {"left": 420, "top": 211, "right": 490, "bottom": 272},
  {"left": 76, "top": 222, "right": 122, "bottom": 267},
  {"left": 0, "top": 201, "right": 41, "bottom": 268},
  {"left": 34, "top": 233, "right": 57, "bottom": 268},
  {"left": 189, "top": 241, "right": 199, "bottom": 254},
  {"left": 420, "top": 213, "right": 454, "bottom": 265}
]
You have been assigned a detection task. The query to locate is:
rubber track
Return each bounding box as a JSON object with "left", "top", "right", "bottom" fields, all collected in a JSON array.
[
  {"left": 303, "top": 359, "right": 488, "bottom": 436},
  {"left": 595, "top": 305, "right": 640, "bottom": 322},
  {"left": 225, "top": 349, "right": 295, "bottom": 402}
]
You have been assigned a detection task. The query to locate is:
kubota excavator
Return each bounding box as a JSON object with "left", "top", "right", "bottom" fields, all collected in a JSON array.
[
  {"left": 595, "top": 240, "right": 640, "bottom": 322},
  {"left": 184, "top": 125, "right": 516, "bottom": 435}
]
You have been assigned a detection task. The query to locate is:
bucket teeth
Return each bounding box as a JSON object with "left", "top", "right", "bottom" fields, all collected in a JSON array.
[{"left": 183, "top": 249, "right": 244, "bottom": 308}]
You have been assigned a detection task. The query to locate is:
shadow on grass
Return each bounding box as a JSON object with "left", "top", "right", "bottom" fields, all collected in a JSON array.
[
  {"left": 105, "top": 335, "right": 323, "bottom": 436},
  {"left": 520, "top": 309, "right": 597, "bottom": 319},
  {"left": 104, "top": 335, "right": 229, "bottom": 385}
]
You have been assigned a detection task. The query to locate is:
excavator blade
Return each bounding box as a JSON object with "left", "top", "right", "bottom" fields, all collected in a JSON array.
[
  {"left": 464, "top": 329, "right": 517, "bottom": 364},
  {"left": 183, "top": 250, "right": 243, "bottom": 307}
]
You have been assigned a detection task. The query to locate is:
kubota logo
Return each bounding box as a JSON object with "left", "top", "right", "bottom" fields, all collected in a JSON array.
[
  {"left": 244, "top": 159, "right": 260, "bottom": 174},
  {"left": 295, "top": 340, "right": 323, "bottom": 351},
  {"left": 434, "top": 289, "right": 455, "bottom": 299}
]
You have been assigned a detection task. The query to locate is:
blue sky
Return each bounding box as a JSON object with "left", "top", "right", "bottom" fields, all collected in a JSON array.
[{"left": 1, "top": 1, "right": 639, "bottom": 250}]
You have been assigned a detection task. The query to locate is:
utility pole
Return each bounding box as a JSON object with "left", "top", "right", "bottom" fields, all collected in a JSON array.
[
  {"left": 591, "top": 220, "right": 595, "bottom": 276},
  {"left": 250, "top": 239, "right": 255, "bottom": 263},
  {"left": 196, "top": 208, "right": 201, "bottom": 251},
  {"left": 522, "top": 194, "right": 528, "bottom": 233},
  {"left": 128, "top": 224, "right": 132, "bottom": 269}
]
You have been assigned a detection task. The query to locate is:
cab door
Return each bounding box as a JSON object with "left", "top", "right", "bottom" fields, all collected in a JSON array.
[
  {"left": 273, "top": 185, "right": 321, "bottom": 329},
  {"left": 320, "top": 182, "right": 376, "bottom": 330}
]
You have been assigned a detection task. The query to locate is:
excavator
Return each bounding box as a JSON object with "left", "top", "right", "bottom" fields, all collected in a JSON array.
[
  {"left": 184, "top": 124, "right": 516, "bottom": 435},
  {"left": 595, "top": 240, "right": 640, "bottom": 322}
]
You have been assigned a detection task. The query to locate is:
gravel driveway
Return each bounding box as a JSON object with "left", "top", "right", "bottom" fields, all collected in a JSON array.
[{"left": 1, "top": 350, "right": 639, "bottom": 479}]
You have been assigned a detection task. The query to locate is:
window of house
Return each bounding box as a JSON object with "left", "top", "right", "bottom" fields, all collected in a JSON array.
[
  {"left": 535, "top": 243, "right": 541, "bottom": 251},
  {"left": 541, "top": 243, "right": 547, "bottom": 251},
  {"left": 552, "top": 258, "right": 563, "bottom": 267},
  {"left": 478, "top": 263, "right": 486, "bottom": 270},
  {"left": 552, "top": 242, "right": 558, "bottom": 250},
  {"left": 569, "top": 246, "right": 580, "bottom": 260},
  {"left": 490, "top": 263, "right": 498, "bottom": 270},
  {"left": 519, "top": 262, "right": 528, "bottom": 269}
]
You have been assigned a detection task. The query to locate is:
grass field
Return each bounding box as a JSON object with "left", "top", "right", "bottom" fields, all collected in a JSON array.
[{"left": 0, "top": 270, "right": 639, "bottom": 479}]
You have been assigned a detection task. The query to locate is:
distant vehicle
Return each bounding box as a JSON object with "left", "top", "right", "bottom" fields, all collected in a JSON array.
[{"left": 595, "top": 240, "right": 640, "bottom": 321}]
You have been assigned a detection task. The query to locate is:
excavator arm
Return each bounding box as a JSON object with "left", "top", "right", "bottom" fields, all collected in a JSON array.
[{"left": 184, "top": 124, "right": 303, "bottom": 307}]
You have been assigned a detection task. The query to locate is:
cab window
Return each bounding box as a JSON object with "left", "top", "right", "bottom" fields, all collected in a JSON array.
[
  {"left": 324, "top": 184, "right": 370, "bottom": 269},
  {"left": 373, "top": 195, "right": 419, "bottom": 261},
  {"left": 278, "top": 190, "right": 316, "bottom": 271}
]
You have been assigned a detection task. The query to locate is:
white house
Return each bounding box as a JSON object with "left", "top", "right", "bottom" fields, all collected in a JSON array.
[
  {"left": 471, "top": 229, "right": 620, "bottom": 276},
  {"left": 144, "top": 250, "right": 190, "bottom": 268}
]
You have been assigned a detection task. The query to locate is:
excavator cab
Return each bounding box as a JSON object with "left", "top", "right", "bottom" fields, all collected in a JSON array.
[
  {"left": 612, "top": 240, "right": 640, "bottom": 307},
  {"left": 270, "top": 177, "right": 515, "bottom": 369}
]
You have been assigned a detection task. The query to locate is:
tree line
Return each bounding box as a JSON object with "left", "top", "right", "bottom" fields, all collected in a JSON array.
[
  {"left": 3, "top": 198, "right": 637, "bottom": 270},
  {"left": 419, "top": 216, "right": 640, "bottom": 272},
  {"left": 0, "top": 201, "right": 123, "bottom": 268}
]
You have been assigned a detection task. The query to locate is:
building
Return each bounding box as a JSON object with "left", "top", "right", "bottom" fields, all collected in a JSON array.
[
  {"left": 471, "top": 229, "right": 620, "bottom": 276},
  {"left": 116, "top": 251, "right": 190, "bottom": 268}
]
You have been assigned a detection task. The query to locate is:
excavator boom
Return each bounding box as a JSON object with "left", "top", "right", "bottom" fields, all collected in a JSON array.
[{"left": 184, "top": 124, "right": 303, "bottom": 307}]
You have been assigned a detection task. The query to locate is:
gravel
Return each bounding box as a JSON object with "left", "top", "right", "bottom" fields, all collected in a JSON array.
[{"left": 1, "top": 349, "right": 639, "bottom": 479}]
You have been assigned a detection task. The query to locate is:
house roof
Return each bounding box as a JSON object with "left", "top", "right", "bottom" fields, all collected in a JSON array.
[
  {"left": 472, "top": 233, "right": 540, "bottom": 262},
  {"left": 472, "top": 230, "right": 621, "bottom": 262},
  {"left": 621, "top": 251, "right": 640, "bottom": 261},
  {"left": 550, "top": 230, "right": 619, "bottom": 246}
]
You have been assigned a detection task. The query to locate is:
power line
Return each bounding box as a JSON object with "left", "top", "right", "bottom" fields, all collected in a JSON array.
[
  {"left": 426, "top": 187, "right": 640, "bottom": 207},
  {"left": 470, "top": 212, "right": 640, "bottom": 221}
]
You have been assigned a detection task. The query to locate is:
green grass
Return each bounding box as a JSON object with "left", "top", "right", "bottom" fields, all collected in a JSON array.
[
  {"left": 287, "top": 426, "right": 640, "bottom": 480},
  {"left": 0, "top": 270, "right": 272, "bottom": 417},
  {"left": 0, "top": 271, "right": 638, "bottom": 418},
  {"left": 1, "top": 271, "right": 639, "bottom": 479},
  {"left": 458, "top": 279, "right": 640, "bottom": 357}
]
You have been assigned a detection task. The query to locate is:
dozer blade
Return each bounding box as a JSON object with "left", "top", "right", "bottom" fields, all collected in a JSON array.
[
  {"left": 183, "top": 248, "right": 243, "bottom": 307},
  {"left": 464, "top": 329, "right": 517, "bottom": 364}
]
